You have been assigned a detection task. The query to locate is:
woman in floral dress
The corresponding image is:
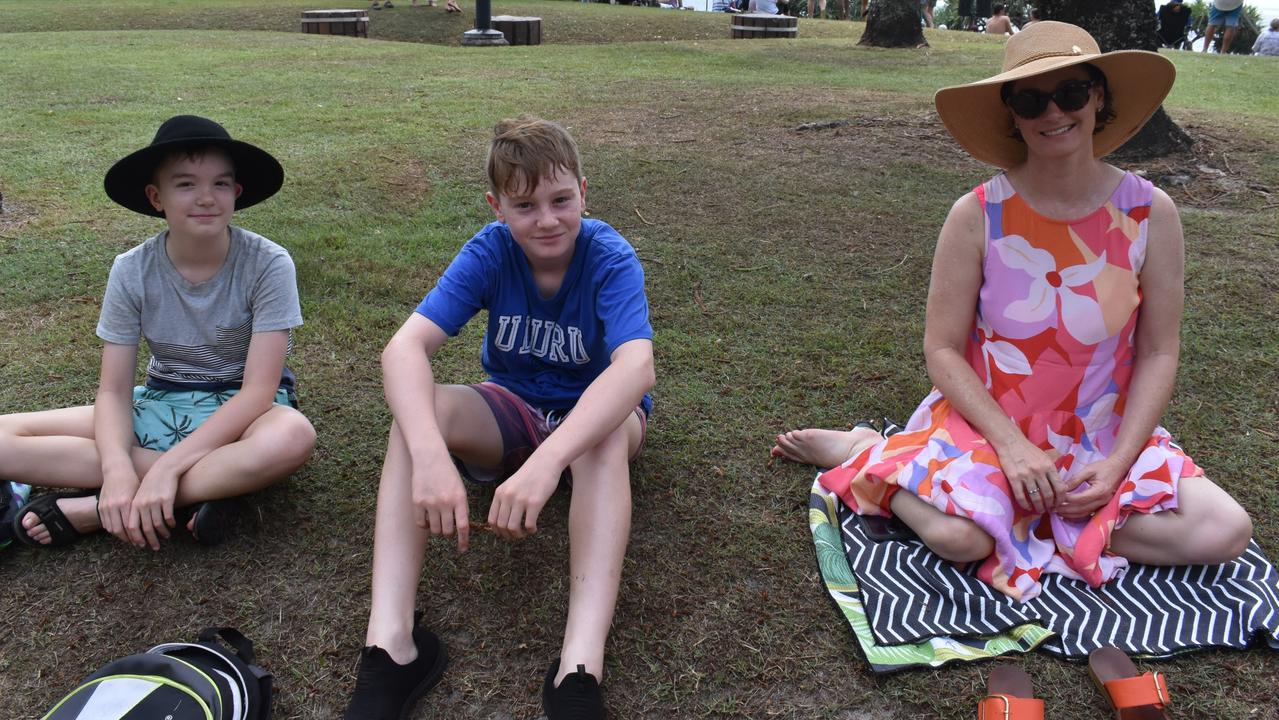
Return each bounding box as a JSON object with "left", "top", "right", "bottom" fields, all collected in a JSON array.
[{"left": 774, "top": 22, "right": 1252, "bottom": 601}]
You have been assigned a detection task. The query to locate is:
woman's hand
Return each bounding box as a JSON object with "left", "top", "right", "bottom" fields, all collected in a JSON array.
[
  {"left": 995, "top": 436, "right": 1065, "bottom": 514},
  {"left": 1058, "top": 457, "right": 1127, "bottom": 519}
]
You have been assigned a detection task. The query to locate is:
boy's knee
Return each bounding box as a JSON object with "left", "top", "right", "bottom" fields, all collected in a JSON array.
[
  {"left": 274, "top": 411, "right": 317, "bottom": 467},
  {"left": 569, "top": 424, "right": 633, "bottom": 480},
  {"left": 591, "top": 422, "right": 633, "bottom": 460},
  {"left": 923, "top": 516, "right": 994, "bottom": 563}
]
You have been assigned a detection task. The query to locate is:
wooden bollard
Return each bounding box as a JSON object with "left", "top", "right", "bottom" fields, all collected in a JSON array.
[
  {"left": 491, "top": 15, "right": 543, "bottom": 46},
  {"left": 730, "top": 13, "right": 798, "bottom": 39},
  {"left": 301, "top": 9, "right": 369, "bottom": 38}
]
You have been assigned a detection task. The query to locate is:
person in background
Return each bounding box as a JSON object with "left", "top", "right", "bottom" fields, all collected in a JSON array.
[
  {"left": 1253, "top": 17, "right": 1279, "bottom": 55},
  {"left": 922, "top": 0, "right": 938, "bottom": 27},
  {"left": 986, "top": 3, "right": 1013, "bottom": 34},
  {"left": 749, "top": 0, "right": 780, "bottom": 12},
  {"left": 1203, "top": 0, "right": 1244, "bottom": 53},
  {"left": 1157, "top": 0, "right": 1192, "bottom": 49},
  {"left": 1022, "top": 7, "right": 1041, "bottom": 28}
]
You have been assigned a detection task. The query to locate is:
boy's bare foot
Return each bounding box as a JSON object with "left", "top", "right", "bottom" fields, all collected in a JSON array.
[
  {"left": 19, "top": 494, "right": 101, "bottom": 545},
  {"left": 771, "top": 426, "right": 880, "bottom": 468}
]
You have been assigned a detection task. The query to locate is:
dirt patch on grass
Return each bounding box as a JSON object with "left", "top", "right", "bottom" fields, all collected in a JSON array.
[
  {"left": 0, "top": 196, "right": 38, "bottom": 238},
  {"left": 376, "top": 153, "right": 434, "bottom": 209}
]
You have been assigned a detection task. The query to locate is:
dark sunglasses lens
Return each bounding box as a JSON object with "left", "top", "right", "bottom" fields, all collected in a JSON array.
[
  {"left": 1054, "top": 82, "right": 1092, "bottom": 112},
  {"left": 1008, "top": 81, "right": 1091, "bottom": 119},
  {"left": 1008, "top": 92, "right": 1048, "bottom": 119}
]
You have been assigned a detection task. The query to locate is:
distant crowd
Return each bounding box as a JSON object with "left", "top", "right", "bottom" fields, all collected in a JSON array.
[{"left": 699, "top": 0, "right": 1279, "bottom": 56}]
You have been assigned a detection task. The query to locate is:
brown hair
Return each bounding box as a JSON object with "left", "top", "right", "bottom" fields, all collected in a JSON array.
[
  {"left": 152, "top": 144, "right": 236, "bottom": 184},
  {"left": 485, "top": 118, "right": 582, "bottom": 197}
]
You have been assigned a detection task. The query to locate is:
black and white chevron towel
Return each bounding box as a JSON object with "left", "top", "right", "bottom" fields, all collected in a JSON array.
[{"left": 838, "top": 505, "right": 1279, "bottom": 658}]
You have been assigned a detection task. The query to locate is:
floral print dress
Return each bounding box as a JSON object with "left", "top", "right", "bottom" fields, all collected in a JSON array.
[{"left": 818, "top": 172, "right": 1201, "bottom": 602}]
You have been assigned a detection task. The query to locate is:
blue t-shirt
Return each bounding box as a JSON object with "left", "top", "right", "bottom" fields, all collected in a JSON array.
[{"left": 417, "top": 218, "right": 653, "bottom": 415}]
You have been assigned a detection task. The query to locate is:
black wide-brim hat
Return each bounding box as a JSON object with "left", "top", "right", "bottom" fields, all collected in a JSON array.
[{"left": 104, "top": 115, "right": 284, "bottom": 218}]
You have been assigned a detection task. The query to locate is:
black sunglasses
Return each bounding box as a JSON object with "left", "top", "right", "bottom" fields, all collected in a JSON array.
[{"left": 1004, "top": 80, "right": 1095, "bottom": 120}]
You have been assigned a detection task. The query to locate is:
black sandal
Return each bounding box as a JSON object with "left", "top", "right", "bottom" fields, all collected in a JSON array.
[
  {"left": 0, "top": 481, "right": 19, "bottom": 547},
  {"left": 10, "top": 491, "right": 96, "bottom": 548},
  {"left": 881, "top": 416, "right": 905, "bottom": 438},
  {"left": 177, "top": 499, "right": 236, "bottom": 546}
]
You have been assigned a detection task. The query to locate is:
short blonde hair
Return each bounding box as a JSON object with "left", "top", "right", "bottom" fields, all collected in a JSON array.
[{"left": 485, "top": 118, "right": 583, "bottom": 197}]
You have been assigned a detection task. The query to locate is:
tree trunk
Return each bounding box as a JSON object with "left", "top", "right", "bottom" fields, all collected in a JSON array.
[
  {"left": 858, "top": 0, "right": 927, "bottom": 47},
  {"left": 1036, "top": 0, "right": 1192, "bottom": 160}
]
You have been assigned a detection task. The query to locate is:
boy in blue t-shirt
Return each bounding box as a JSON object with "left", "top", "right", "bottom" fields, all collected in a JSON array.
[{"left": 344, "top": 118, "right": 655, "bottom": 720}]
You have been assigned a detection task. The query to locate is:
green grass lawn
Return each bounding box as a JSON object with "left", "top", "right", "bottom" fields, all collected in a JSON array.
[{"left": 1, "top": 2, "right": 1276, "bottom": 718}]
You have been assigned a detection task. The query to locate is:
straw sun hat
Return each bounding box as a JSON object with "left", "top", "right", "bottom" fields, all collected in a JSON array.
[{"left": 934, "top": 21, "right": 1176, "bottom": 169}]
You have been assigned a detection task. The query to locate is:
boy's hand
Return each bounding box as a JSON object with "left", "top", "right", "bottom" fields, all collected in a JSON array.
[
  {"left": 412, "top": 463, "right": 470, "bottom": 552},
  {"left": 129, "top": 462, "right": 180, "bottom": 551},
  {"left": 488, "top": 458, "right": 562, "bottom": 540},
  {"left": 98, "top": 466, "right": 141, "bottom": 544}
]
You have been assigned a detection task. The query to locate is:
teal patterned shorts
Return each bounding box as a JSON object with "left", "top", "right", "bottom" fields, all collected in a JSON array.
[{"left": 132, "top": 385, "right": 293, "bottom": 452}]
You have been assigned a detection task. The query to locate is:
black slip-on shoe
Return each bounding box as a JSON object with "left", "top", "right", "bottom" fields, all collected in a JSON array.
[
  {"left": 343, "top": 618, "right": 447, "bottom": 720},
  {"left": 542, "top": 658, "right": 605, "bottom": 720}
]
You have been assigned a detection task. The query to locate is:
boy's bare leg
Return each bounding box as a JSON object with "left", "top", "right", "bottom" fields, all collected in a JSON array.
[
  {"left": 0, "top": 407, "right": 152, "bottom": 489},
  {"left": 170, "top": 406, "right": 315, "bottom": 506},
  {"left": 555, "top": 411, "right": 642, "bottom": 684},
  {"left": 1, "top": 406, "right": 160, "bottom": 542},
  {"left": 1109, "top": 475, "right": 1251, "bottom": 565},
  {"left": 770, "top": 425, "right": 880, "bottom": 468},
  {"left": 364, "top": 385, "right": 503, "bottom": 663},
  {"left": 0, "top": 404, "right": 314, "bottom": 544}
]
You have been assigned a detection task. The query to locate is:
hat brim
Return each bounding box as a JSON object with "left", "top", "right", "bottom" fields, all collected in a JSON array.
[
  {"left": 934, "top": 50, "right": 1175, "bottom": 169},
  {"left": 104, "top": 137, "right": 284, "bottom": 218}
]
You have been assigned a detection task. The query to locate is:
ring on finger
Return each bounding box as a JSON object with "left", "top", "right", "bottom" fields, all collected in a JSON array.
[{"left": 1027, "top": 487, "right": 1040, "bottom": 496}]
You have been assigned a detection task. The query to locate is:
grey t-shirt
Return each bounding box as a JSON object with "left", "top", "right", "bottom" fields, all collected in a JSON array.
[{"left": 96, "top": 226, "right": 303, "bottom": 389}]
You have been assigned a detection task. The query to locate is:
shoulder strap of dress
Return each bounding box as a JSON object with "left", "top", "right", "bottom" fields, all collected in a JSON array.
[
  {"left": 973, "top": 174, "right": 1009, "bottom": 259},
  {"left": 1119, "top": 171, "right": 1155, "bottom": 208}
]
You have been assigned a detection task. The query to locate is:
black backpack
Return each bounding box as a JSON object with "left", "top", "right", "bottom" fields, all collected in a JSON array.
[{"left": 41, "top": 627, "right": 273, "bottom": 720}]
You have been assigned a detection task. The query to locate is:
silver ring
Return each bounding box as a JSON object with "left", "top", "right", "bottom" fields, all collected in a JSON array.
[{"left": 1027, "top": 488, "right": 1040, "bottom": 495}]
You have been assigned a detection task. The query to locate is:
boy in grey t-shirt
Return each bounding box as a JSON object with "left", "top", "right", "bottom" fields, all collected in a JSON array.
[{"left": 0, "top": 115, "right": 315, "bottom": 551}]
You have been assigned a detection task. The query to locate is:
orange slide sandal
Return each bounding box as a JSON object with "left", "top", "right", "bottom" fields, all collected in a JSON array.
[
  {"left": 1088, "top": 647, "right": 1171, "bottom": 719},
  {"left": 977, "top": 665, "right": 1044, "bottom": 720}
]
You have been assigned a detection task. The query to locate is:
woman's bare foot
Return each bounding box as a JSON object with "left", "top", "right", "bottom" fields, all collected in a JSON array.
[
  {"left": 19, "top": 495, "right": 101, "bottom": 545},
  {"left": 771, "top": 426, "right": 880, "bottom": 468}
]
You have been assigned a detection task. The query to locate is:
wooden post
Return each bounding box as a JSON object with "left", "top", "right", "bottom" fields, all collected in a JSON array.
[
  {"left": 300, "top": 9, "right": 369, "bottom": 38},
  {"left": 491, "top": 16, "right": 543, "bottom": 45},
  {"left": 730, "top": 13, "right": 799, "bottom": 38}
]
